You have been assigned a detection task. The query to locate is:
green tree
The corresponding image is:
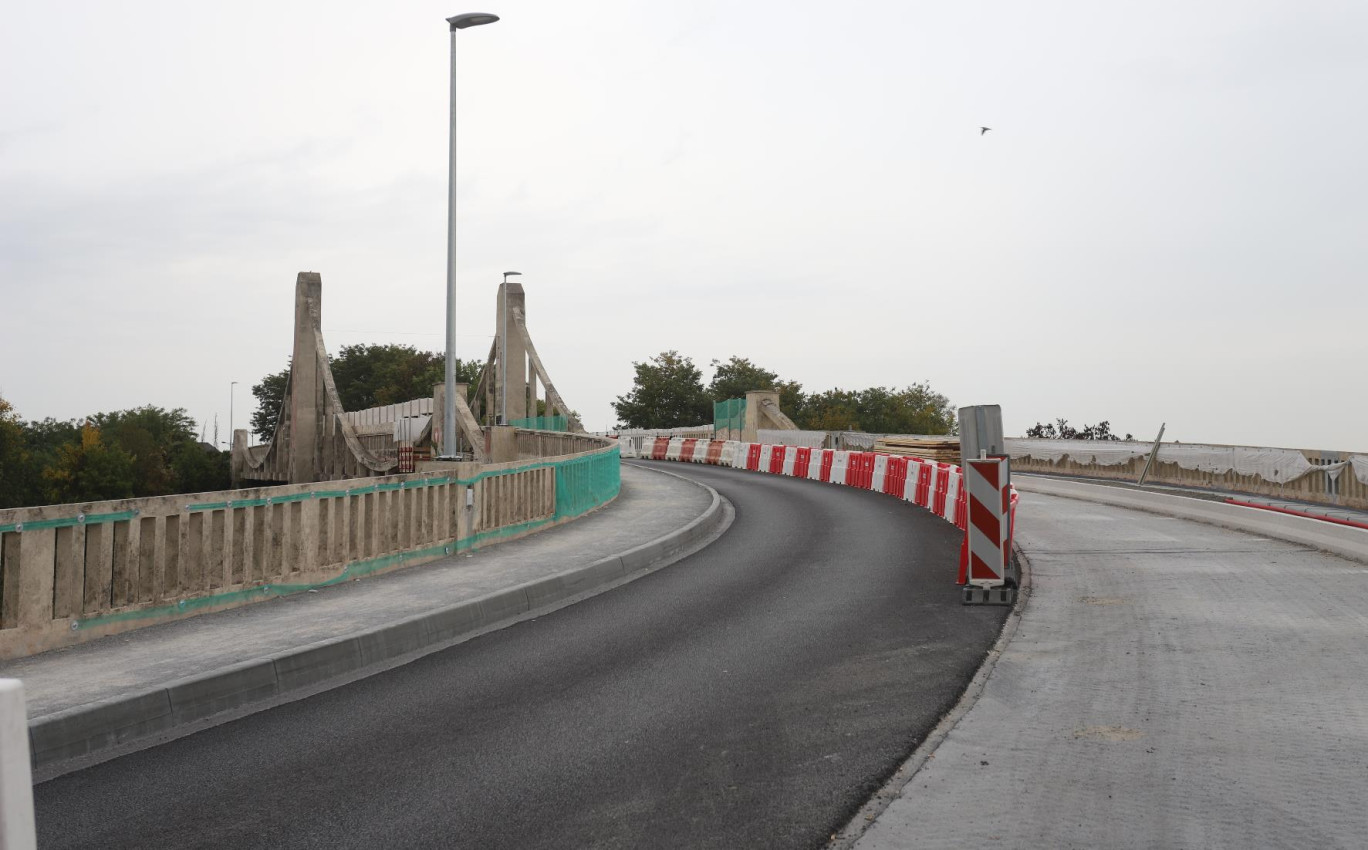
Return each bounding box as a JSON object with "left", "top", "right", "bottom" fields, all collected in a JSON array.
[
  {"left": 251, "top": 366, "right": 290, "bottom": 441},
  {"left": 707, "top": 356, "right": 806, "bottom": 422},
  {"left": 856, "top": 384, "right": 956, "bottom": 435},
  {"left": 1, "top": 401, "right": 228, "bottom": 508},
  {"left": 251, "top": 346, "right": 483, "bottom": 440},
  {"left": 1026, "top": 419, "right": 1131, "bottom": 440},
  {"left": 708, "top": 356, "right": 779, "bottom": 402},
  {"left": 14, "top": 416, "right": 82, "bottom": 507},
  {"left": 792, "top": 383, "right": 955, "bottom": 434},
  {"left": 171, "top": 441, "right": 231, "bottom": 494},
  {"left": 613, "top": 351, "right": 712, "bottom": 429},
  {"left": 797, "top": 388, "right": 861, "bottom": 431},
  {"left": 21, "top": 418, "right": 81, "bottom": 474},
  {"left": 44, "top": 423, "right": 137, "bottom": 504},
  {"left": 0, "top": 394, "right": 30, "bottom": 509},
  {"left": 331, "top": 344, "right": 442, "bottom": 412},
  {"left": 90, "top": 407, "right": 200, "bottom": 497}
]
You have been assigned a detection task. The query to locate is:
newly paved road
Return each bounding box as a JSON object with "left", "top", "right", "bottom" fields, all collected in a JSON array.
[
  {"left": 855, "top": 490, "right": 1368, "bottom": 849},
  {"left": 36, "top": 461, "right": 1005, "bottom": 850}
]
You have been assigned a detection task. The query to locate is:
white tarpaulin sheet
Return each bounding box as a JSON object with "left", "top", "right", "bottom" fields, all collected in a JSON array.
[
  {"left": 758, "top": 429, "right": 828, "bottom": 448},
  {"left": 840, "top": 432, "right": 877, "bottom": 450},
  {"left": 1009, "top": 439, "right": 1368, "bottom": 486},
  {"left": 1005, "top": 439, "right": 1152, "bottom": 467},
  {"left": 1159, "top": 444, "right": 1330, "bottom": 483},
  {"left": 393, "top": 415, "right": 431, "bottom": 443}
]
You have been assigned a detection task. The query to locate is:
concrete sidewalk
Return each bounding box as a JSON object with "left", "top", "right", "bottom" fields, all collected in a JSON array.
[
  {"left": 4, "top": 463, "right": 726, "bottom": 777},
  {"left": 853, "top": 489, "right": 1368, "bottom": 848}
]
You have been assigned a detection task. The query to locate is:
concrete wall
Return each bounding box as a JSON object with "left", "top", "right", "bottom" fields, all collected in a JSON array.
[{"left": 0, "top": 441, "right": 619, "bottom": 661}]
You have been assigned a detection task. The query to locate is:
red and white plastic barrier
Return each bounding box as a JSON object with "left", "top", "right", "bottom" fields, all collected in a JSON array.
[
  {"left": 633, "top": 438, "right": 1018, "bottom": 594},
  {"left": 830, "top": 451, "right": 850, "bottom": 485}
]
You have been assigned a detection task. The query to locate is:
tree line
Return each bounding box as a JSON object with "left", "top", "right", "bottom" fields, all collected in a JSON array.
[
  {"left": 0, "top": 394, "right": 230, "bottom": 509},
  {"left": 1024, "top": 419, "right": 1132, "bottom": 441},
  {"left": 611, "top": 352, "right": 957, "bottom": 435}
]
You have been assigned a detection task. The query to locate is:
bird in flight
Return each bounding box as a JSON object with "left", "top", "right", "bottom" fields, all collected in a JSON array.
[{"left": 980, "top": 126, "right": 991, "bottom": 135}]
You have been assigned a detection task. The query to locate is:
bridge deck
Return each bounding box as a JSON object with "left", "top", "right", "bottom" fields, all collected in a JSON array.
[
  {"left": 5, "top": 464, "right": 715, "bottom": 774},
  {"left": 853, "top": 490, "right": 1368, "bottom": 849}
]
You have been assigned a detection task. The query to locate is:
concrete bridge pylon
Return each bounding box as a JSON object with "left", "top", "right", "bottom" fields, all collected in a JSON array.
[
  {"left": 231, "top": 272, "right": 491, "bottom": 485},
  {"left": 467, "top": 280, "right": 583, "bottom": 433},
  {"left": 231, "top": 272, "right": 586, "bottom": 486}
]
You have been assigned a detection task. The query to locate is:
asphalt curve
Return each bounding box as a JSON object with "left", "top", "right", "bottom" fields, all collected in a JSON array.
[{"left": 35, "top": 461, "right": 1008, "bottom": 850}]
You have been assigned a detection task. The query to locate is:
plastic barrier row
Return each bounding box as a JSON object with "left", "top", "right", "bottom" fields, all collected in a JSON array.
[{"left": 621, "top": 436, "right": 1019, "bottom": 587}]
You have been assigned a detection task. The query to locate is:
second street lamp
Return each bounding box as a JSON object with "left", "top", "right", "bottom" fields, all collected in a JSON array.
[{"left": 441, "top": 11, "right": 500, "bottom": 459}]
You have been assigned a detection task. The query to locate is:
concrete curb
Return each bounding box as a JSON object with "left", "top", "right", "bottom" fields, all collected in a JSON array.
[
  {"left": 30, "top": 471, "right": 728, "bottom": 775},
  {"left": 1014, "top": 474, "right": 1368, "bottom": 565}
]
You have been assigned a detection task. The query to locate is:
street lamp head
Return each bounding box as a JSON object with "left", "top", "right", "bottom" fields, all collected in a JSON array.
[
  {"left": 503, "top": 271, "right": 522, "bottom": 282},
  {"left": 448, "top": 13, "right": 499, "bottom": 30}
]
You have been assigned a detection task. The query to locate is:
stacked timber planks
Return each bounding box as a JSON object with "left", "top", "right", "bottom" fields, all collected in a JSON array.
[{"left": 873, "top": 436, "right": 961, "bottom": 465}]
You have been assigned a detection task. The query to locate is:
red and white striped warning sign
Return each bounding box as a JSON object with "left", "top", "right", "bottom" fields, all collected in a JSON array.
[{"left": 965, "top": 457, "right": 1010, "bottom": 588}]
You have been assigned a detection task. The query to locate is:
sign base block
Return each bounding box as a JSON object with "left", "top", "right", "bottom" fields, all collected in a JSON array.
[{"left": 963, "top": 585, "right": 1016, "bottom": 606}]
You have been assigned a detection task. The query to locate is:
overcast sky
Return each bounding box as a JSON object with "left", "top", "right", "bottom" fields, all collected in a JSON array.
[{"left": 2, "top": 1, "right": 1364, "bottom": 450}]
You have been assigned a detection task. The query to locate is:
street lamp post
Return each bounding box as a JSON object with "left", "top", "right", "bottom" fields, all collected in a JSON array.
[
  {"left": 440, "top": 11, "right": 500, "bottom": 459},
  {"left": 501, "top": 270, "right": 521, "bottom": 425},
  {"left": 229, "top": 381, "right": 237, "bottom": 448}
]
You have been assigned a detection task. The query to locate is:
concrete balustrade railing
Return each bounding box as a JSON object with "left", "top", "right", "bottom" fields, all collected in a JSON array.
[
  {"left": 0, "top": 437, "right": 620, "bottom": 661},
  {"left": 515, "top": 429, "right": 615, "bottom": 460}
]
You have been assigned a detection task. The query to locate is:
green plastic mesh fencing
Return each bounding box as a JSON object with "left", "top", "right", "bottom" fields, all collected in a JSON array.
[
  {"left": 714, "top": 398, "right": 746, "bottom": 435},
  {"left": 554, "top": 446, "right": 622, "bottom": 520},
  {"left": 512, "top": 415, "right": 570, "bottom": 431}
]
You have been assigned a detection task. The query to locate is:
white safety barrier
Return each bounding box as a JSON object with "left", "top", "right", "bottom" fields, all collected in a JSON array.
[
  {"left": 0, "top": 680, "right": 36, "bottom": 850},
  {"left": 782, "top": 448, "right": 798, "bottom": 476},
  {"left": 872, "top": 455, "right": 890, "bottom": 492},
  {"left": 719, "top": 441, "right": 737, "bottom": 467},
  {"left": 902, "top": 463, "right": 919, "bottom": 503},
  {"left": 758, "top": 444, "right": 774, "bottom": 473},
  {"left": 665, "top": 437, "right": 685, "bottom": 462},
  {"left": 942, "top": 470, "right": 962, "bottom": 524},
  {"left": 732, "top": 443, "right": 751, "bottom": 470},
  {"left": 809, "top": 449, "right": 831, "bottom": 482},
  {"left": 830, "top": 451, "right": 851, "bottom": 485},
  {"left": 928, "top": 462, "right": 945, "bottom": 508}
]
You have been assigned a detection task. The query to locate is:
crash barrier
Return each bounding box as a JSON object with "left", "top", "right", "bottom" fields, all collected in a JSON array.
[
  {"left": 632, "top": 438, "right": 1018, "bottom": 593},
  {"left": 0, "top": 442, "right": 621, "bottom": 661}
]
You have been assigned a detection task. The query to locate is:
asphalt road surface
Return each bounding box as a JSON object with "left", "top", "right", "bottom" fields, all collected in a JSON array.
[{"left": 36, "top": 461, "right": 1007, "bottom": 850}]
